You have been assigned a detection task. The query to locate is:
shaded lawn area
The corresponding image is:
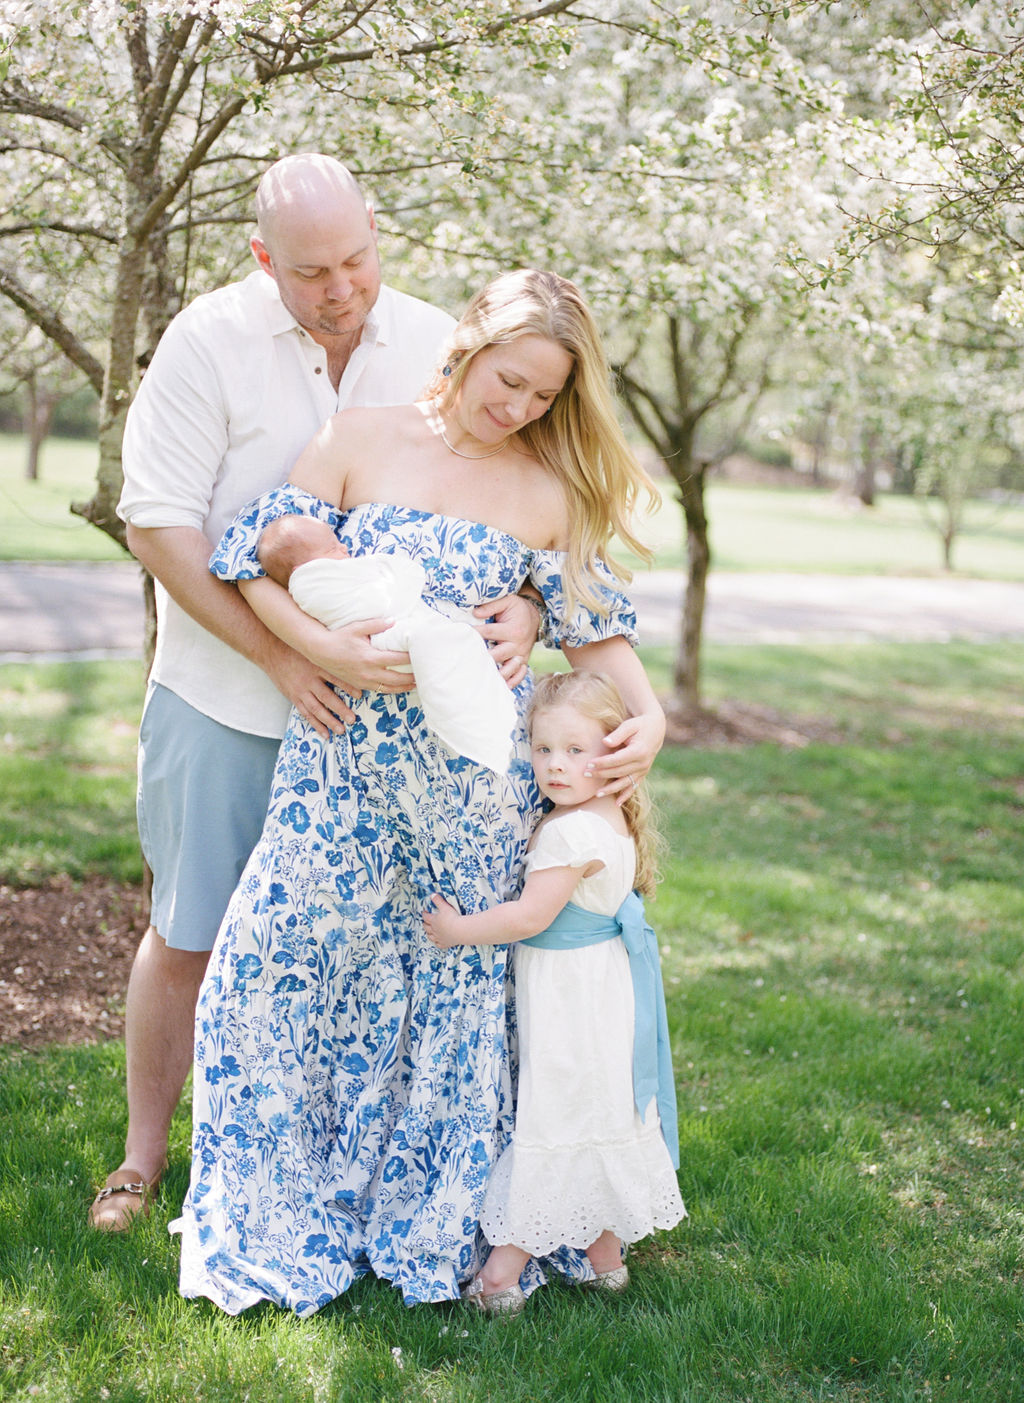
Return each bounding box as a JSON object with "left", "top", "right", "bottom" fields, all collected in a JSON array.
[{"left": 1, "top": 643, "right": 1023, "bottom": 1401}]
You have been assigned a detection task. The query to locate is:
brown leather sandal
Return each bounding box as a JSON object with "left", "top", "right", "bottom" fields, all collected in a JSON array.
[{"left": 88, "top": 1166, "right": 164, "bottom": 1232}]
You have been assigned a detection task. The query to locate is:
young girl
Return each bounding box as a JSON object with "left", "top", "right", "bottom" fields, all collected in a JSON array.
[{"left": 423, "top": 669, "right": 686, "bottom": 1315}]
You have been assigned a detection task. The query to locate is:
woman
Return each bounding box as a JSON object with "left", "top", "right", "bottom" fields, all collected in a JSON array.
[{"left": 173, "top": 269, "right": 665, "bottom": 1316}]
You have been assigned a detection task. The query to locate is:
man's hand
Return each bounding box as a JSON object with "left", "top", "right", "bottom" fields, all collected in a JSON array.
[
  {"left": 261, "top": 640, "right": 354, "bottom": 737},
  {"left": 474, "top": 593, "right": 542, "bottom": 690}
]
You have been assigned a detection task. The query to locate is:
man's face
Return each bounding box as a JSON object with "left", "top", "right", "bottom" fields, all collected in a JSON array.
[{"left": 252, "top": 205, "right": 382, "bottom": 347}]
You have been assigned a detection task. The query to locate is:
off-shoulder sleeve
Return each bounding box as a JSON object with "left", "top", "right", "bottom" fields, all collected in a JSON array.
[
  {"left": 525, "top": 811, "right": 617, "bottom": 876},
  {"left": 528, "top": 549, "right": 639, "bottom": 649},
  {"left": 209, "top": 485, "right": 343, "bottom": 582}
]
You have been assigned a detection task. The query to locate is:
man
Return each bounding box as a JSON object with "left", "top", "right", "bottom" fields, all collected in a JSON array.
[{"left": 90, "top": 154, "right": 537, "bottom": 1229}]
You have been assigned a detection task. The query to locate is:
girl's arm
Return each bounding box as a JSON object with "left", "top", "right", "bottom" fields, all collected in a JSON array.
[
  {"left": 423, "top": 863, "right": 592, "bottom": 949},
  {"left": 563, "top": 634, "right": 666, "bottom": 800}
]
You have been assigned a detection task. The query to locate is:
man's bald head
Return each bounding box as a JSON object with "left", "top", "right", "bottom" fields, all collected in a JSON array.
[
  {"left": 254, "top": 154, "right": 368, "bottom": 256},
  {"left": 250, "top": 153, "right": 382, "bottom": 355}
]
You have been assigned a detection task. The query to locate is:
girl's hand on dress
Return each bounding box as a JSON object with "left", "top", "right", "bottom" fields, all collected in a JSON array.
[
  {"left": 423, "top": 894, "right": 465, "bottom": 949},
  {"left": 473, "top": 593, "right": 539, "bottom": 691},
  {"left": 584, "top": 711, "right": 666, "bottom": 805}
]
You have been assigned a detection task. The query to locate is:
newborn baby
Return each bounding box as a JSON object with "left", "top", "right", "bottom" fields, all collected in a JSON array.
[{"left": 257, "top": 514, "right": 517, "bottom": 774}]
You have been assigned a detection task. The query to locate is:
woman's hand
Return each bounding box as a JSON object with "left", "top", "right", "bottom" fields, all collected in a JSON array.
[
  {"left": 563, "top": 634, "right": 666, "bottom": 804},
  {"left": 474, "top": 593, "right": 541, "bottom": 691},
  {"left": 584, "top": 712, "right": 666, "bottom": 805},
  {"left": 302, "top": 617, "right": 415, "bottom": 697},
  {"left": 423, "top": 894, "right": 466, "bottom": 949}
]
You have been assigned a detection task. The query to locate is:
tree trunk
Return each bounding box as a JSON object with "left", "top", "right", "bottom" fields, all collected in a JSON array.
[
  {"left": 811, "top": 401, "right": 834, "bottom": 487},
  {"left": 856, "top": 453, "right": 876, "bottom": 507},
  {"left": 942, "top": 519, "right": 955, "bottom": 571},
  {"left": 667, "top": 448, "right": 710, "bottom": 718},
  {"left": 24, "top": 374, "right": 58, "bottom": 481},
  {"left": 857, "top": 424, "right": 879, "bottom": 507},
  {"left": 70, "top": 232, "right": 149, "bottom": 549},
  {"left": 142, "top": 566, "right": 157, "bottom": 672}
]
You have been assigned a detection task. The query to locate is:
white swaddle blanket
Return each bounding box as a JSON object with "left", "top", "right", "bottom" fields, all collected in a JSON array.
[{"left": 288, "top": 553, "right": 517, "bottom": 774}]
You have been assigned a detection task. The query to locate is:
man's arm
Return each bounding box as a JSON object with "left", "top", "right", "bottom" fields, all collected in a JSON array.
[{"left": 127, "top": 523, "right": 356, "bottom": 732}]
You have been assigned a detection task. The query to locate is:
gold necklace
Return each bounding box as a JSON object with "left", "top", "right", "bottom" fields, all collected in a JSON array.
[{"left": 438, "top": 416, "right": 511, "bottom": 460}]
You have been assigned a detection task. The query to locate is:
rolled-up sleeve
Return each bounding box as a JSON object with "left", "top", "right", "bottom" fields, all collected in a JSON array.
[{"left": 117, "top": 313, "right": 229, "bottom": 530}]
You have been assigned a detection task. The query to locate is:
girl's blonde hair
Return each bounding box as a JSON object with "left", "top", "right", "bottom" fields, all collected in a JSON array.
[
  {"left": 527, "top": 669, "right": 661, "bottom": 898},
  {"left": 421, "top": 269, "right": 659, "bottom": 616}
]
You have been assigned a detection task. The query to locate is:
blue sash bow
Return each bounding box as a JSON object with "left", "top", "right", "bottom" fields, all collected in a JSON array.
[{"left": 521, "top": 891, "right": 679, "bottom": 1168}]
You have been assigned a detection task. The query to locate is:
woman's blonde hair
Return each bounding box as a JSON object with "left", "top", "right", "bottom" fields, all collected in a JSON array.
[
  {"left": 527, "top": 669, "right": 661, "bottom": 898},
  {"left": 422, "top": 269, "right": 659, "bottom": 616}
]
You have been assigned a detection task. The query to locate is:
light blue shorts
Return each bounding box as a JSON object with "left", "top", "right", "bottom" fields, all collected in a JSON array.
[{"left": 137, "top": 684, "right": 281, "bottom": 952}]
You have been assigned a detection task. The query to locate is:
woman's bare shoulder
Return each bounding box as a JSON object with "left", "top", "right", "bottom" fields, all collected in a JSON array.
[
  {"left": 322, "top": 402, "right": 423, "bottom": 444},
  {"left": 525, "top": 463, "right": 571, "bottom": 550}
]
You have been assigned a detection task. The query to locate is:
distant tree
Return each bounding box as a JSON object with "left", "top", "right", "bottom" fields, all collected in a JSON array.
[
  {"left": 0, "top": 313, "right": 86, "bottom": 480},
  {"left": 0, "top": 0, "right": 578, "bottom": 547},
  {"left": 437, "top": 19, "right": 852, "bottom": 714}
]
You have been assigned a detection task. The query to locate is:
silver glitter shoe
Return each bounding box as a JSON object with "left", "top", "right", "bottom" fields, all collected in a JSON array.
[
  {"left": 462, "top": 1275, "right": 527, "bottom": 1317},
  {"left": 584, "top": 1265, "right": 630, "bottom": 1293}
]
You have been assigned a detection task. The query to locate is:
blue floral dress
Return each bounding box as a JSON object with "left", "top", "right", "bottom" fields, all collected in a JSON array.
[{"left": 172, "top": 487, "right": 637, "bottom": 1316}]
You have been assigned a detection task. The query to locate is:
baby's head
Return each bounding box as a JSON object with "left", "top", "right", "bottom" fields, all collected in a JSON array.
[{"left": 257, "top": 515, "right": 349, "bottom": 587}]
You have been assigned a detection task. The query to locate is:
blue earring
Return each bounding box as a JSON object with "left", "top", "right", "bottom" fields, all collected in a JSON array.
[{"left": 442, "top": 364, "right": 452, "bottom": 377}]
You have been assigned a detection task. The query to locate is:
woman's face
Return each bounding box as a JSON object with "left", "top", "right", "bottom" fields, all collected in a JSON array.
[{"left": 453, "top": 334, "right": 573, "bottom": 446}]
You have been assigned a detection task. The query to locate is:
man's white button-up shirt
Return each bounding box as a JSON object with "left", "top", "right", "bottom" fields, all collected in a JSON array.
[{"left": 119, "top": 270, "right": 454, "bottom": 737}]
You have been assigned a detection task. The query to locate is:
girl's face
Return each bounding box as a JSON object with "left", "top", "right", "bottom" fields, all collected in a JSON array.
[
  {"left": 453, "top": 335, "right": 573, "bottom": 446},
  {"left": 530, "top": 702, "right": 608, "bottom": 808}
]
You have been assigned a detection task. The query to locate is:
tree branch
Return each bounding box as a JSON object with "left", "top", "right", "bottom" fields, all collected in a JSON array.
[
  {"left": 0, "top": 82, "right": 129, "bottom": 165},
  {"left": 0, "top": 265, "right": 105, "bottom": 392},
  {"left": 0, "top": 221, "right": 117, "bottom": 243}
]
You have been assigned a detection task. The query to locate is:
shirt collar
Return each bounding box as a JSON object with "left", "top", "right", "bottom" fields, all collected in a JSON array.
[
  {"left": 251, "top": 268, "right": 390, "bottom": 349},
  {"left": 250, "top": 269, "right": 296, "bottom": 338}
]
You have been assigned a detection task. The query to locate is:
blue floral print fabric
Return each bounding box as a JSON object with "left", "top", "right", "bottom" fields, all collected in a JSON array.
[{"left": 173, "top": 487, "right": 638, "bottom": 1316}]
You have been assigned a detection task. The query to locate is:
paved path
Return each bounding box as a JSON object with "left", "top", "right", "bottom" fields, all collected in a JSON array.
[
  {"left": 1, "top": 561, "right": 1023, "bottom": 661},
  {"left": 630, "top": 570, "right": 1024, "bottom": 647}
]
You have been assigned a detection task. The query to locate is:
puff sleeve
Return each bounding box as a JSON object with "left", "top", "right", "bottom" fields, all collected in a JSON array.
[
  {"left": 209, "top": 485, "right": 344, "bottom": 582},
  {"left": 527, "top": 550, "right": 639, "bottom": 650}
]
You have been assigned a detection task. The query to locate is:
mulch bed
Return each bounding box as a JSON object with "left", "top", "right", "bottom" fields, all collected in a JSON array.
[{"left": 0, "top": 877, "right": 146, "bottom": 1048}]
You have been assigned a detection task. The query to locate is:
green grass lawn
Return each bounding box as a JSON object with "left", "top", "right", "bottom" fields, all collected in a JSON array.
[
  {"left": 0, "top": 660, "right": 146, "bottom": 885},
  {"left": 631, "top": 478, "right": 1024, "bottom": 579},
  {"left": 0, "top": 434, "right": 126, "bottom": 562},
  {"left": 2, "top": 643, "right": 1022, "bottom": 1400}
]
